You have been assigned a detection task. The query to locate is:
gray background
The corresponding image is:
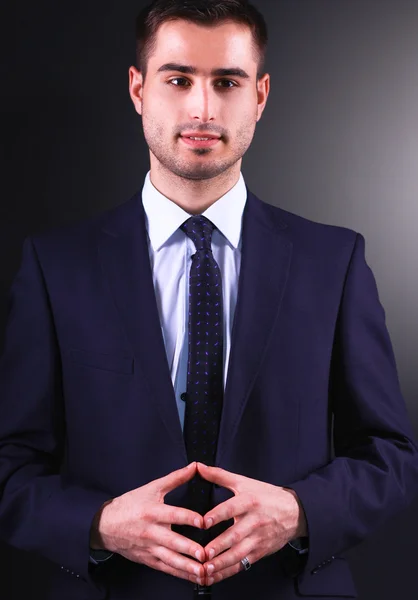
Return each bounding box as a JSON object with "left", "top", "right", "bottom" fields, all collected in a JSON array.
[{"left": 1, "top": 0, "right": 417, "bottom": 598}]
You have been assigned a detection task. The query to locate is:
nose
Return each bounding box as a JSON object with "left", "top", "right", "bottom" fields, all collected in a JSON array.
[{"left": 187, "top": 81, "right": 216, "bottom": 123}]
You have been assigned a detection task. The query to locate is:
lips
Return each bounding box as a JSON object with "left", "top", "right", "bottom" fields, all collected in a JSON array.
[
  {"left": 180, "top": 136, "right": 221, "bottom": 148},
  {"left": 181, "top": 133, "right": 221, "bottom": 140}
]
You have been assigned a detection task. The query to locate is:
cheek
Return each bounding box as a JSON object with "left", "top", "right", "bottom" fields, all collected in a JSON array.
[
  {"left": 142, "top": 105, "right": 168, "bottom": 138},
  {"left": 228, "top": 97, "right": 257, "bottom": 126},
  {"left": 235, "top": 110, "right": 257, "bottom": 137},
  {"left": 143, "top": 90, "right": 172, "bottom": 121}
]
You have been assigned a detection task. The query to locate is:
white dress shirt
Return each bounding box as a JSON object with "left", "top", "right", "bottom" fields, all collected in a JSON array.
[{"left": 142, "top": 170, "right": 247, "bottom": 431}]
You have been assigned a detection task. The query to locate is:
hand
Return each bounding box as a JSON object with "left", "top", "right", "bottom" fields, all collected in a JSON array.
[
  {"left": 197, "top": 463, "right": 307, "bottom": 586},
  {"left": 91, "top": 462, "right": 206, "bottom": 584}
]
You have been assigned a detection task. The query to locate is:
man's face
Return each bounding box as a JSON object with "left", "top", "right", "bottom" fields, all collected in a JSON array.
[{"left": 129, "top": 19, "right": 270, "bottom": 181}]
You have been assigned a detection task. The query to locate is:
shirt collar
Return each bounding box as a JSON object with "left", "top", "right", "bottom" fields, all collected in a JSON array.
[{"left": 142, "top": 171, "right": 247, "bottom": 252}]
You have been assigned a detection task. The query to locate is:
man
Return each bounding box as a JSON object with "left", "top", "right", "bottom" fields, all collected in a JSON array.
[{"left": 0, "top": 1, "right": 417, "bottom": 599}]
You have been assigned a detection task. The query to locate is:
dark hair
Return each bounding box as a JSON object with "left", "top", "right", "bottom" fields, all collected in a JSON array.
[{"left": 135, "top": 0, "right": 268, "bottom": 81}]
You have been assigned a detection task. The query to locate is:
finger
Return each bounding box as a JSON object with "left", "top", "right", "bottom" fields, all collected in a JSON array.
[
  {"left": 154, "top": 545, "right": 206, "bottom": 580},
  {"left": 207, "top": 555, "right": 254, "bottom": 586},
  {"left": 203, "top": 495, "right": 251, "bottom": 529},
  {"left": 144, "top": 554, "right": 201, "bottom": 584},
  {"left": 157, "top": 462, "right": 197, "bottom": 495},
  {"left": 204, "top": 515, "right": 254, "bottom": 560},
  {"left": 153, "top": 503, "right": 204, "bottom": 529},
  {"left": 205, "top": 540, "right": 255, "bottom": 581},
  {"left": 153, "top": 524, "right": 206, "bottom": 563},
  {"left": 196, "top": 463, "right": 241, "bottom": 491}
]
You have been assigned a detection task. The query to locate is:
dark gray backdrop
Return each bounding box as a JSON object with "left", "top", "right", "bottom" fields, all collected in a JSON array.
[{"left": 1, "top": 0, "right": 417, "bottom": 598}]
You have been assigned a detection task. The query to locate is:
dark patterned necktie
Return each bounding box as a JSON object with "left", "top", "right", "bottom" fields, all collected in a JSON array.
[{"left": 180, "top": 215, "right": 224, "bottom": 527}]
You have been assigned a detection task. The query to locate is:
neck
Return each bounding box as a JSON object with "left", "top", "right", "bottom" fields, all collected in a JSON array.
[{"left": 149, "top": 158, "right": 242, "bottom": 215}]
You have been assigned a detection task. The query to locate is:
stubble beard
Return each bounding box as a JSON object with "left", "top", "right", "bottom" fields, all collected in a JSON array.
[{"left": 143, "top": 118, "right": 256, "bottom": 182}]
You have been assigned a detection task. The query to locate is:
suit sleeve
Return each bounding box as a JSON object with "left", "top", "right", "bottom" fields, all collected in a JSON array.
[
  {"left": 0, "top": 237, "right": 112, "bottom": 583},
  {"left": 286, "top": 233, "right": 418, "bottom": 576}
]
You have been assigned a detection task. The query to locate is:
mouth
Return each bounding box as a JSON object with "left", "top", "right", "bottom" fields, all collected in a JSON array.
[{"left": 180, "top": 135, "right": 221, "bottom": 148}]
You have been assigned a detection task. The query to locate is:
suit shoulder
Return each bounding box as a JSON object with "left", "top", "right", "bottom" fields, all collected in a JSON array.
[
  {"left": 262, "top": 200, "right": 359, "bottom": 251},
  {"left": 28, "top": 192, "right": 140, "bottom": 256}
]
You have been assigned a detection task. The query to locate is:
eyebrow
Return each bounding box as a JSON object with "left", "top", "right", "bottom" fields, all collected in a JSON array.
[{"left": 156, "top": 63, "right": 250, "bottom": 79}]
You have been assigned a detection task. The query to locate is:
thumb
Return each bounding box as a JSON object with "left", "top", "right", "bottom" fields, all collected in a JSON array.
[{"left": 158, "top": 462, "right": 197, "bottom": 495}]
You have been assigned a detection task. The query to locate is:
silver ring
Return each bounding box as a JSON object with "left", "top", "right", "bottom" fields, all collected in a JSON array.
[{"left": 241, "top": 556, "right": 251, "bottom": 571}]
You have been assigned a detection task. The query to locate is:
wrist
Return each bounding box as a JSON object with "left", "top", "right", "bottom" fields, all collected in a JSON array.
[
  {"left": 90, "top": 499, "right": 114, "bottom": 551},
  {"left": 283, "top": 488, "right": 308, "bottom": 539}
]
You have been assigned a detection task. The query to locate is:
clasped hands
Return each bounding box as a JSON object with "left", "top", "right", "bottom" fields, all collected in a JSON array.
[{"left": 95, "top": 461, "right": 307, "bottom": 587}]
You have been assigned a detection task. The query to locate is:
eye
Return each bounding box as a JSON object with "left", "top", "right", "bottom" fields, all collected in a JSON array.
[
  {"left": 215, "top": 80, "right": 237, "bottom": 89},
  {"left": 168, "top": 77, "right": 190, "bottom": 87}
]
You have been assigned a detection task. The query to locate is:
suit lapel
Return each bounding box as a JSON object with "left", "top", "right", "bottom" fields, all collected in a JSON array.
[
  {"left": 97, "top": 193, "right": 188, "bottom": 463},
  {"left": 216, "top": 190, "right": 293, "bottom": 464}
]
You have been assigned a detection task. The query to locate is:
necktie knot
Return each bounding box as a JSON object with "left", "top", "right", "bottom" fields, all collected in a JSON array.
[{"left": 181, "top": 216, "right": 215, "bottom": 252}]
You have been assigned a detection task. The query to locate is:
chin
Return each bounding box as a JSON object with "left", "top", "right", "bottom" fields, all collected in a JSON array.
[{"left": 181, "top": 165, "right": 231, "bottom": 181}]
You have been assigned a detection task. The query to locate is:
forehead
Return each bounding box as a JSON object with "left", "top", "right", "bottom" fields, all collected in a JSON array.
[{"left": 149, "top": 19, "right": 257, "bottom": 72}]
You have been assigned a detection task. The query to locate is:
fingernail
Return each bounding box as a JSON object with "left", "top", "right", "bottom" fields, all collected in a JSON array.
[
  {"left": 206, "top": 518, "right": 213, "bottom": 528},
  {"left": 196, "top": 578, "right": 203, "bottom": 585},
  {"left": 194, "top": 566, "right": 201, "bottom": 576},
  {"left": 208, "top": 577, "right": 214, "bottom": 585},
  {"left": 207, "top": 564, "right": 214, "bottom": 575},
  {"left": 208, "top": 548, "right": 215, "bottom": 560},
  {"left": 195, "top": 550, "right": 202, "bottom": 562},
  {"left": 194, "top": 518, "right": 201, "bottom": 528}
]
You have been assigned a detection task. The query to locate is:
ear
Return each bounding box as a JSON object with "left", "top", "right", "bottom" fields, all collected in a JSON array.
[
  {"left": 256, "top": 72, "right": 270, "bottom": 122},
  {"left": 129, "top": 66, "right": 144, "bottom": 115}
]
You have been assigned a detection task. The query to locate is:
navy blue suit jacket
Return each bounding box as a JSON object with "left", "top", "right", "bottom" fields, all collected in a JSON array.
[{"left": 1, "top": 188, "right": 418, "bottom": 600}]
